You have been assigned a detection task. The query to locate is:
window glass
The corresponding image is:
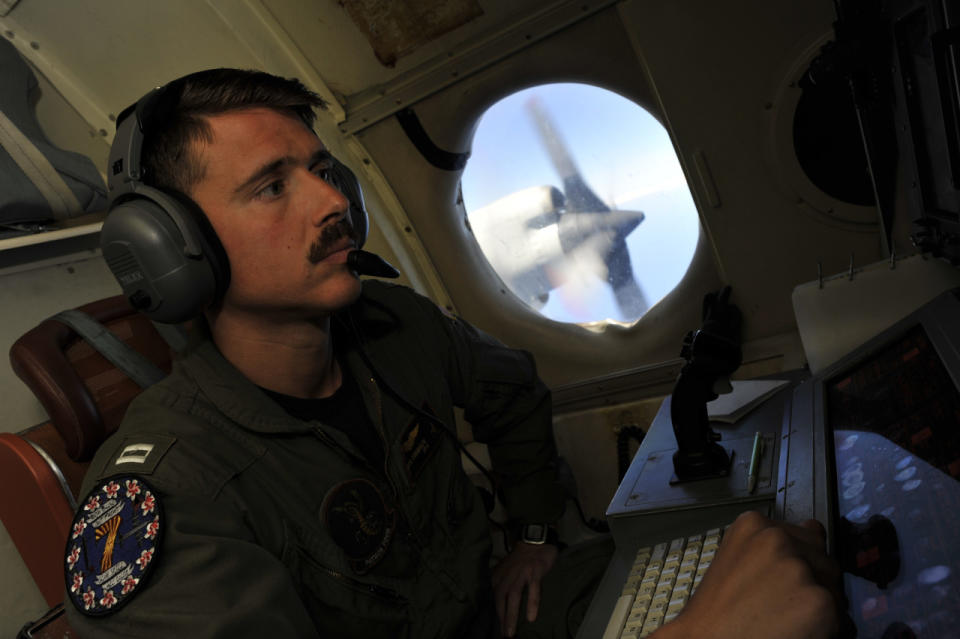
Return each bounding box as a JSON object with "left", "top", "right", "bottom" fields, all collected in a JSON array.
[{"left": 461, "top": 83, "right": 699, "bottom": 325}]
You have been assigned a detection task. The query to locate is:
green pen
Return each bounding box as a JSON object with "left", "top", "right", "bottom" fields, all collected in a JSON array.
[{"left": 747, "top": 431, "right": 762, "bottom": 493}]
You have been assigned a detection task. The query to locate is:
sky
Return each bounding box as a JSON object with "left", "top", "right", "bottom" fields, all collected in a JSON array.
[{"left": 460, "top": 82, "right": 700, "bottom": 324}]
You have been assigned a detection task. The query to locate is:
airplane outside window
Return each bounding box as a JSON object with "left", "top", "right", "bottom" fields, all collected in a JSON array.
[{"left": 461, "top": 83, "right": 700, "bottom": 326}]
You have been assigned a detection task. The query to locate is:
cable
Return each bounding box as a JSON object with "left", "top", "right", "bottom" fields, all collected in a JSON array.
[{"left": 617, "top": 425, "right": 646, "bottom": 483}]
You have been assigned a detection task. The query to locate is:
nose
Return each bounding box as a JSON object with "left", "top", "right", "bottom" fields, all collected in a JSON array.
[{"left": 308, "top": 168, "right": 350, "bottom": 227}]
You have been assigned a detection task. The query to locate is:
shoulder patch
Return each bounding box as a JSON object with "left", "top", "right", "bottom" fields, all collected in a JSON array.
[
  {"left": 109, "top": 435, "right": 176, "bottom": 475},
  {"left": 65, "top": 475, "right": 163, "bottom": 616}
]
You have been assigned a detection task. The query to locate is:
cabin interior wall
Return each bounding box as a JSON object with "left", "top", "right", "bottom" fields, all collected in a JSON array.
[
  {"left": 553, "top": 395, "right": 665, "bottom": 522},
  {"left": 618, "top": 0, "right": 893, "bottom": 339}
]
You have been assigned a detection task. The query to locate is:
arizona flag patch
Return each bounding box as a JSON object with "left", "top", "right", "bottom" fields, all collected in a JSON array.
[{"left": 64, "top": 475, "right": 163, "bottom": 616}]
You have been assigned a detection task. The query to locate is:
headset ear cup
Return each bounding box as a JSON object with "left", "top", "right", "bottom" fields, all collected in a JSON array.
[
  {"left": 100, "top": 187, "right": 228, "bottom": 323},
  {"left": 164, "top": 189, "right": 231, "bottom": 299},
  {"left": 329, "top": 158, "right": 368, "bottom": 248}
]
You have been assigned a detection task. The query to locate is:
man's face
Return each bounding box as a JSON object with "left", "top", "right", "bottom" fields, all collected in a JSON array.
[{"left": 190, "top": 107, "right": 362, "bottom": 321}]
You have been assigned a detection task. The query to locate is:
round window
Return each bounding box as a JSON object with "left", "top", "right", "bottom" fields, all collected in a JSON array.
[{"left": 461, "top": 83, "right": 699, "bottom": 325}]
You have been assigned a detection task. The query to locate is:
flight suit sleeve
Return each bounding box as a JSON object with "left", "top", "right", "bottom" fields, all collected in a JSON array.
[
  {"left": 64, "top": 486, "right": 319, "bottom": 639},
  {"left": 419, "top": 298, "right": 566, "bottom": 525}
]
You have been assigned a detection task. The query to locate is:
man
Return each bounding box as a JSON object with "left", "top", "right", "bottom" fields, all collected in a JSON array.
[{"left": 64, "top": 69, "right": 843, "bottom": 638}]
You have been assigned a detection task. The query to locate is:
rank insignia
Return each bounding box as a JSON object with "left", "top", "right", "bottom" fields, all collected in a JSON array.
[
  {"left": 321, "top": 478, "right": 396, "bottom": 574},
  {"left": 64, "top": 475, "right": 163, "bottom": 616}
]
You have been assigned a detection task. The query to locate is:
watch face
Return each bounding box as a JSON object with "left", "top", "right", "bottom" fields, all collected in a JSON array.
[{"left": 522, "top": 524, "right": 547, "bottom": 544}]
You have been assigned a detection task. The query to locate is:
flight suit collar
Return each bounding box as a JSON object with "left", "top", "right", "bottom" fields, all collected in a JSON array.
[
  {"left": 182, "top": 337, "right": 311, "bottom": 434},
  {"left": 177, "top": 288, "right": 412, "bottom": 438},
  {"left": 334, "top": 291, "right": 429, "bottom": 418}
]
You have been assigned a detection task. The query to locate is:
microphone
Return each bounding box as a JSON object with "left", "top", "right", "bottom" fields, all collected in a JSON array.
[{"left": 347, "top": 249, "right": 400, "bottom": 278}]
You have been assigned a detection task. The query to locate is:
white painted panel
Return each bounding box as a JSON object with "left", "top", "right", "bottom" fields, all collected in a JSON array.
[{"left": 1, "top": 0, "right": 265, "bottom": 142}]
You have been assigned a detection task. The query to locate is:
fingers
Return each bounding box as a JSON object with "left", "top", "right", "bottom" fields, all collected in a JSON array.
[
  {"left": 493, "top": 566, "right": 527, "bottom": 637},
  {"left": 504, "top": 584, "right": 522, "bottom": 637},
  {"left": 526, "top": 576, "right": 541, "bottom": 623},
  {"left": 729, "top": 512, "right": 845, "bottom": 617},
  {"left": 493, "top": 568, "right": 545, "bottom": 636},
  {"left": 782, "top": 519, "right": 843, "bottom": 600},
  {"left": 492, "top": 543, "right": 557, "bottom": 636}
]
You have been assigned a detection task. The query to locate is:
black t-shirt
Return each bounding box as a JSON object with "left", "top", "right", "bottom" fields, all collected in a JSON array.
[{"left": 259, "top": 366, "right": 384, "bottom": 469}]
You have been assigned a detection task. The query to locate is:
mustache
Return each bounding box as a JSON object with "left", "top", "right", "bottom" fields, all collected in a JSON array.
[{"left": 308, "top": 219, "right": 358, "bottom": 264}]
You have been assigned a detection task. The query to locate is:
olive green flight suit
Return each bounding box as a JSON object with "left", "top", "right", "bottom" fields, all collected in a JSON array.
[{"left": 64, "top": 281, "right": 566, "bottom": 638}]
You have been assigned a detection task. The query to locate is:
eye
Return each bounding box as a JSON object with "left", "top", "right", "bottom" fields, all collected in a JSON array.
[
  {"left": 311, "top": 161, "right": 333, "bottom": 183},
  {"left": 255, "top": 180, "right": 286, "bottom": 200}
]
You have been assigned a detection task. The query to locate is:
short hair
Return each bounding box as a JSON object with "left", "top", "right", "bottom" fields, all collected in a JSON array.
[{"left": 141, "top": 68, "right": 326, "bottom": 194}]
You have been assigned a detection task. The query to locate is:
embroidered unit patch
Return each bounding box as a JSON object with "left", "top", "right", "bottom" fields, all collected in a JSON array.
[
  {"left": 321, "top": 478, "right": 396, "bottom": 574},
  {"left": 64, "top": 476, "right": 163, "bottom": 616}
]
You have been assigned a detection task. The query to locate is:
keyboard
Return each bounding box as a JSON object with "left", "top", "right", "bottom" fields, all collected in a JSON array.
[{"left": 601, "top": 525, "right": 727, "bottom": 639}]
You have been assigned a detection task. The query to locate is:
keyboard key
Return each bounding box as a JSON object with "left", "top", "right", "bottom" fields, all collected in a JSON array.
[
  {"left": 654, "top": 582, "right": 673, "bottom": 599},
  {"left": 627, "top": 608, "right": 647, "bottom": 625},
  {"left": 649, "top": 594, "right": 669, "bottom": 614},
  {"left": 622, "top": 574, "right": 643, "bottom": 595},
  {"left": 668, "top": 536, "right": 686, "bottom": 554},
  {"left": 680, "top": 557, "right": 698, "bottom": 574},
  {"left": 624, "top": 620, "right": 644, "bottom": 634},
  {"left": 641, "top": 612, "right": 664, "bottom": 635},
  {"left": 638, "top": 579, "right": 658, "bottom": 597},
  {"left": 672, "top": 581, "right": 691, "bottom": 599},
  {"left": 666, "top": 595, "right": 688, "bottom": 614}
]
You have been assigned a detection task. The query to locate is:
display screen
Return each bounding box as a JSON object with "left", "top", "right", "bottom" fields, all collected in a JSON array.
[{"left": 828, "top": 325, "right": 960, "bottom": 638}]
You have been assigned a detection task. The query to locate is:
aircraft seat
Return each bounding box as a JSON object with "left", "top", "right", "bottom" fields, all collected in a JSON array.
[{"left": 1, "top": 295, "right": 173, "bottom": 611}]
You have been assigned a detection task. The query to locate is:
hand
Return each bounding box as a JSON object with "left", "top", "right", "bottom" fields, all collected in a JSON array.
[
  {"left": 491, "top": 541, "right": 559, "bottom": 637},
  {"left": 657, "top": 511, "right": 844, "bottom": 639}
]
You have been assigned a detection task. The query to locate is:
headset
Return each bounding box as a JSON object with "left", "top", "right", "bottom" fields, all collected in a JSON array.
[{"left": 101, "top": 74, "right": 370, "bottom": 324}]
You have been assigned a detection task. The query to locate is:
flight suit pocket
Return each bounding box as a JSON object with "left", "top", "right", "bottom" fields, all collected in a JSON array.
[{"left": 280, "top": 521, "right": 411, "bottom": 638}]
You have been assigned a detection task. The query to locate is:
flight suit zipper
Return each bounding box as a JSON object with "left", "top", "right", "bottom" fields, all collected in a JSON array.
[
  {"left": 310, "top": 426, "right": 380, "bottom": 476},
  {"left": 366, "top": 375, "right": 394, "bottom": 485}
]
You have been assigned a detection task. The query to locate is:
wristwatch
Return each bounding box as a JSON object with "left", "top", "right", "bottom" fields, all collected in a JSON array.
[{"left": 520, "top": 523, "right": 558, "bottom": 545}]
